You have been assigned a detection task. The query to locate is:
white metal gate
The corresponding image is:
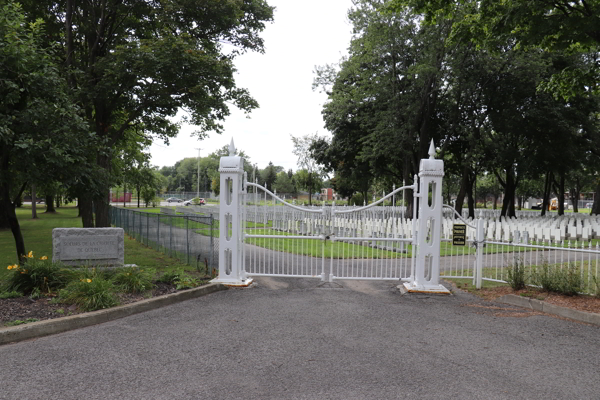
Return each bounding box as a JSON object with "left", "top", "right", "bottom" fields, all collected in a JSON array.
[
  {"left": 242, "top": 182, "right": 417, "bottom": 282},
  {"left": 213, "top": 139, "right": 449, "bottom": 293}
]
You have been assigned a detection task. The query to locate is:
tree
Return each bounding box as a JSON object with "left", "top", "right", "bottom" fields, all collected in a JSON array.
[
  {"left": 389, "top": 0, "right": 600, "bottom": 99},
  {"left": 291, "top": 133, "right": 326, "bottom": 205},
  {"left": 21, "top": 0, "right": 274, "bottom": 227},
  {"left": 273, "top": 171, "right": 296, "bottom": 195},
  {"left": 0, "top": 1, "right": 87, "bottom": 262},
  {"left": 260, "top": 162, "right": 278, "bottom": 192},
  {"left": 294, "top": 170, "right": 324, "bottom": 201}
]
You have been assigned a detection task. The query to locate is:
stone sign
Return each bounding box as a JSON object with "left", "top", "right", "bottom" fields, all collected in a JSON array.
[{"left": 52, "top": 228, "right": 124, "bottom": 266}]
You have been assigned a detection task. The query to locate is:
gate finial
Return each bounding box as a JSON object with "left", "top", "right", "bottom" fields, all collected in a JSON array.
[
  {"left": 428, "top": 139, "right": 436, "bottom": 159},
  {"left": 229, "top": 138, "right": 236, "bottom": 156}
]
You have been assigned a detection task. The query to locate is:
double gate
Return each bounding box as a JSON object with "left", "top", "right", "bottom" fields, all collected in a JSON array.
[
  {"left": 213, "top": 139, "right": 449, "bottom": 293},
  {"left": 242, "top": 183, "right": 416, "bottom": 282}
]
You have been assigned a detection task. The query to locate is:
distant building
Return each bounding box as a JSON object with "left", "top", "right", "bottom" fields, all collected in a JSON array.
[{"left": 321, "top": 188, "right": 335, "bottom": 201}]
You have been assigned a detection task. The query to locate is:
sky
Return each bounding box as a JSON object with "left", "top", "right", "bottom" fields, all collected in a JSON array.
[{"left": 148, "top": 0, "right": 355, "bottom": 172}]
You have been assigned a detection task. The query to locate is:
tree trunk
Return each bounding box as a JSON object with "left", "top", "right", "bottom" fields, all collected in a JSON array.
[
  {"left": 95, "top": 153, "right": 112, "bottom": 227},
  {"left": 465, "top": 177, "right": 475, "bottom": 219},
  {"left": 80, "top": 193, "right": 94, "bottom": 227},
  {"left": 541, "top": 171, "right": 552, "bottom": 216},
  {"left": 552, "top": 173, "right": 566, "bottom": 216},
  {"left": 137, "top": 186, "right": 141, "bottom": 208},
  {"left": 1, "top": 185, "right": 26, "bottom": 263},
  {"left": 499, "top": 168, "right": 517, "bottom": 218},
  {"left": 592, "top": 180, "right": 600, "bottom": 215},
  {"left": 493, "top": 194, "right": 498, "bottom": 210},
  {"left": 570, "top": 179, "right": 580, "bottom": 213},
  {"left": 31, "top": 184, "right": 38, "bottom": 219},
  {"left": 45, "top": 195, "right": 56, "bottom": 213},
  {"left": 455, "top": 165, "right": 469, "bottom": 216}
]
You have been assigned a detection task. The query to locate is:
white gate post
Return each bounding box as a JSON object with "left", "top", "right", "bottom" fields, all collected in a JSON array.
[
  {"left": 404, "top": 140, "right": 450, "bottom": 294},
  {"left": 211, "top": 139, "right": 253, "bottom": 287}
]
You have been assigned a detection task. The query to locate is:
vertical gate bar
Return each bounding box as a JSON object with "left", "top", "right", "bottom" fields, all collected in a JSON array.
[
  {"left": 169, "top": 216, "right": 172, "bottom": 257},
  {"left": 146, "top": 212, "right": 149, "bottom": 246},
  {"left": 186, "top": 216, "right": 189, "bottom": 266}
]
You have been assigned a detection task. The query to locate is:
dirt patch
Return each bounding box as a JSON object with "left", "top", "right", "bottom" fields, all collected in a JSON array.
[
  {"left": 450, "top": 282, "right": 600, "bottom": 315},
  {"left": 1, "top": 282, "right": 180, "bottom": 325}
]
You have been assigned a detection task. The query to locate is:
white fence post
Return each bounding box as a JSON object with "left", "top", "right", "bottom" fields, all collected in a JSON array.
[
  {"left": 404, "top": 140, "right": 450, "bottom": 294},
  {"left": 475, "top": 215, "right": 484, "bottom": 289},
  {"left": 211, "top": 139, "right": 253, "bottom": 287}
]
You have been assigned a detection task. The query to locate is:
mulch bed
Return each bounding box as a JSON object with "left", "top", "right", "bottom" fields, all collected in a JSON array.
[
  {"left": 1, "top": 282, "right": 178, "bottom": 325},
  {"left": 453, "top": 283, "right": 600, "bottom": 314}
]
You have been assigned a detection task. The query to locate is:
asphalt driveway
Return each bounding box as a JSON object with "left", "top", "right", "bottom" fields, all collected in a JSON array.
[{"left": 1, "top": 278, "right": 599, "bottom": 400}]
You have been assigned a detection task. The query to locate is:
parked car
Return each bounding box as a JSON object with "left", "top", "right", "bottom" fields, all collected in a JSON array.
[
  {"left": 531, "top": 202, "right": 543, "bottom": 210},
  {"left": 183, "top": 198, "right": 205, "bottom": 206},
  {"left": 166, "top": 197, "right": 183, "bottom": 203}
]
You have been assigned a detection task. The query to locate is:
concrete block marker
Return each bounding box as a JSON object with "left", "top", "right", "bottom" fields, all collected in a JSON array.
[
  {"left": 497, "top": 294, "right": 600, "bottom": 326},
  {"left": 0, "top": 283, "right": 227, "bottom": 346},
  {"left": 53, "top": 228, "right": 125, "bottom": 267}
]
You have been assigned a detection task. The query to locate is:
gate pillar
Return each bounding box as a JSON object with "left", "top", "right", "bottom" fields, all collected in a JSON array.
[
  {"left": 404, "top": 140, "right": 450, "bottom": 294},
  {"left": 211, "top": 139, "right": 253, "bottom": 287}
]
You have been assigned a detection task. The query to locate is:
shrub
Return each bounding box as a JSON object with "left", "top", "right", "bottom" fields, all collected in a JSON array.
[
  {"left": 174, "top": 273, "right": 199, "bottom": 290},
  {"left": 157, "top": 269, "right": 182, "bottom": 285},
  {"left": 112, "top": 267, "right": 155, "bottom": 293},
  {"left": 59, "top": 277, "right": 119, "bottom": 311},
  {"left": 532, "top": 263, "right": 582, "bottom": 296},
  {"left": 506, "top": 258, "right": 526, "bottom": 291},
  {"left": 349, "top": 193, "right": 364, "bottom": 206},
  {"left": 4, "top": 254, "right": 75, "bottom": 295},
  {"left": 157, "top": 269, "right": 199, "bottom": 290}
]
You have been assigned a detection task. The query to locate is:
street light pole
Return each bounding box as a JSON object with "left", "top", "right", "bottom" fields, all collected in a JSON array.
[{"left": 195, "top": 147, "right": 202, "bottom": 199}]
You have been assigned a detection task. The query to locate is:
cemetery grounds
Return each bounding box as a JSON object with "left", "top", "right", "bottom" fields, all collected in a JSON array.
[{"left": 1, "top": 205, "right": 600, "bottom": 328}]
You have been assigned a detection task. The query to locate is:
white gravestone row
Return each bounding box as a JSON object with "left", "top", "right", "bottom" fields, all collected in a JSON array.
[
  {"left": 52, "top": 228, "right": 124, "bottom": 266},
  {"left": 265, "top": 210, "right": 600, "bottom": 245}
]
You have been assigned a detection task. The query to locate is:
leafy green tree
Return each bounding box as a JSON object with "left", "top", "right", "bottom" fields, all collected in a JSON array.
[
  {"left": 20, "top": 0, "right": 274, "bottom": 227},
  {"left": 389, "top": 0, "right": 600, "bottom": 99},
  {"left": 260, "top": 162, "right": 278, "bottom": 192},
  {"left": 294, "top": 170, "right": 324, "bottom": 201},
  {"left": 273, "top": 171, "right": 296, "bottom": 195},
  {"left": 291, "top": 133, "right": 326, "bottom": 205},
  {"left": 0, "top": 1, "right": 87, "bottom": 262}
]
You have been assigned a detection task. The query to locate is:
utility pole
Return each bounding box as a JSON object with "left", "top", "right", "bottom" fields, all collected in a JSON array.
[{"left": 195, "top": 147, "right": 201, "bottom": 199}]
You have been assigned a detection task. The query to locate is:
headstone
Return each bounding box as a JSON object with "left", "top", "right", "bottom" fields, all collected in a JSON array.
[{"left": 52, "top": 228, "right": 124, "bottom": 267}]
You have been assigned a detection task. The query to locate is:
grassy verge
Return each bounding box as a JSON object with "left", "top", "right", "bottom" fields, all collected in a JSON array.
[{"left": 0, "top": 206, "right": 212, "bottom": 319}]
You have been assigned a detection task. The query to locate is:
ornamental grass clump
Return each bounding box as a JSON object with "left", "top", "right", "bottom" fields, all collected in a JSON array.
[
  {"left": 59, "top": 276, "right": 119, "bottom": 311},
  {"left": 112, "top": 267, "right": 155, "bottom": 294},
  {"left": 4, "top": 252, "right": 75, "bottom": 295}
]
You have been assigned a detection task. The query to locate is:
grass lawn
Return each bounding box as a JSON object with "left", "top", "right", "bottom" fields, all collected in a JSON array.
[{"left": 0, "top": 206, "right": 193, "bottom": 282}]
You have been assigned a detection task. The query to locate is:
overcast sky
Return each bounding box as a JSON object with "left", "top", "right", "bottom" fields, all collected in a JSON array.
[{"left": 148, "top": 0, "right": 354, "bottom": 172}]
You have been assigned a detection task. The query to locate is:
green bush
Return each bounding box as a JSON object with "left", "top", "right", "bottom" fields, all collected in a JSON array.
[
  {"left": 4, "top": 254, "right": 75, "bottom": 295},
  {"left": 174, "top": 273, "right": 199, "bottom": 290},
  {"left": 112, "top": 267, "right": 155, "bottom": 293},
  {"left": 157, "top": 269, "right": 182, "bottom": 285},
  {"left": 532, "top": 263, "right": 582, "bottom": 296},
  {"left": 349, "top": 193, "right": 364, "bottom": 206},
  {"left": 59, "top": 277, "right": 119, "bottom": 311},
  {"left": 506, "top": 258, "right": 526, "bottom": 290}
]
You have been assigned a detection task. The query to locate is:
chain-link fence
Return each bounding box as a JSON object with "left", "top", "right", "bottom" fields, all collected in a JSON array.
[{"left": 111, "top": 207, "right": 218, "bottom": 274}]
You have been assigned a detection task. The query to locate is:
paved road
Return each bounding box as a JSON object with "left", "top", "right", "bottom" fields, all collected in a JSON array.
[{"left": 2, "top": 278, "right": 599, "bottom": 400}]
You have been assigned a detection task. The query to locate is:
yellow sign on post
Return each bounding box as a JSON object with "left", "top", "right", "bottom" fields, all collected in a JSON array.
[{"left": 452, "top": 224, "right": 466, "bottom": 246}]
